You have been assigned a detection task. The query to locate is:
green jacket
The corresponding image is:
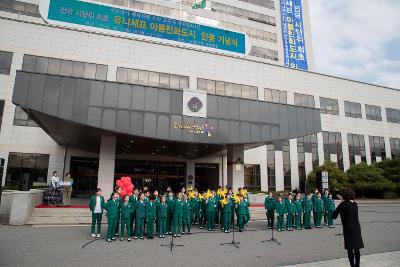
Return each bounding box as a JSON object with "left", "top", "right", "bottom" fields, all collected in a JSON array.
[
  {"left": 89, "top": 195, "right": 105, "bottom": 213},
  {"left": 157, "top": 202, "right": 168, "bottom": 218},
  {"left": 129, "top": 194, "right": 138, "bottom": 205},
  {"left": 183, "top": 200, "right": 191, "bottom": 216},
  {"left": 294, "top": 200, "right": 303, "bottom": 213},
  {"left": 205, "top": 197, "right": 217, "bottom": 212},
  {"left": 326, "top": 198, "right": 335, "bottom": 212},
  {"left": 191, "top": 197, "right": 200, "bottom": 211},
  {"left": 236, "top": 201, "right": 246, "bottom": 215},
  {"left": 145, "top": 202, "right": 156, "bottom": 221},
  {"left": 120, "top": 202, "right": 133, "bottom": 220},
  {"left": 264, "top": 197, "right": 276, "bottom": 211},
  {"left": 303, "top": 198, "right": 313, "bottom": 213},
  {"left": 223, "top": 200, "right": 233, "bottom": 214},
  {"left": 286, "top": 200, "right": 296, "bottom": 214},
  {"left": 313, "top": 198, "right": 325, "bottom": 213},
  {"left": 275, "top": 201, "right": 286, "bottom": 215},
  {"left": 174, "top": 199, "right": 184, "bottom": 216},
  {"left": 311, "top": 194, "right": 318, "bottom": 206},
  {"left": 135, "top": 200, "right": 146, "bottom": 219},
  {"left": 104, "top": 199, "right": 119, "bottom": 218},
  {"left": 322, "top": 194, "right": 329, "bottom": 208},
  {"left": 166, "top": 195, "right": 175, "bottom": 213}
]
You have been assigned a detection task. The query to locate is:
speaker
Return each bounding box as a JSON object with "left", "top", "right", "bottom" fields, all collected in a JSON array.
[{"left": 316, "top": 171, "right": 322, "bottom": 192}]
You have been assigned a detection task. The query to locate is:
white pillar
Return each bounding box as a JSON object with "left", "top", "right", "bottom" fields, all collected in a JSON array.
[
  {"left": 341, "top": 132, "right": 350, "bottom": 171},
  {"left": 227, "top": 145, "right": 244, "bottom": 191},
  {"left": 364, "top": 134, "right": 372, "bottom": 164},
  {"left": 304, "top": 152, "right": 313, "bottom": 178},
  {"left": 317, "top": 132, "right": 324, "bottom": 165},
  {"left": 275, "top": 150, "right": 284, "bottom": 191},
  {"left": 384, "top": 136, "right": 392, "bottom": 159},
  {"left": 186, "top": 160, "right": 195, "bottom": 188},
  {"left": 289, "top": 139, "right": 299, "bottom": 190},
  {"left": 260, "top": 145, "right": 269, "bottom": 192},
  {"left": 97, "top": 135, "right": 116, "bottom": 199}
]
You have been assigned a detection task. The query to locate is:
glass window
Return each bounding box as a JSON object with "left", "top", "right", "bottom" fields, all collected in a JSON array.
[
  {"left": 366, "top": 104, "right": 382, "bottom": 121},
  {"left": 179, "top": 76, "right": 189, "bottom": 90},
  {"left": 59, "top": 60, "right": 73, "bottom": 76},
  {"left": 244, "top": 164, "right": 261, "bottom": 191},
  {"left": 294, "top": 93, "right": 314, "bottom": 108},
  {"left": 390, "top": 138, "right": 400, "bottom": 158},
  {"left": 22, "top": 55, "right": 36, "bottom": 72},
  {"left": 13, "top": 106, "right": 38, "bottom": 127},
  {"left": 344, "top": 101, "right": 362, "bottom": 118},
  {"left": 95, "top": 64, "right": 108, "bottom": 80},
  {"left": 47, "top": 58, "right": 61, "bottom": 75},
  {"left": 138, "top": 70, "right": 149, "bottom": 86},
  {"left": 369, "top": 136, "right": 386, "bottom": 161},
  {"left": 35, "top": 56, "right": 49, "bottom": 73},
  {"left": 206, "top": 79, "right": 216, "bottom": 95},
  {"left": 320, "top": 97, "right": 339, "bottom": 115},
  {"left": 348, "top": 133, "right": 366, "bottom": 164},
  {"left": 127, "top": 68, "right": 139, "bottom": 84},
  {"left": 215, "top": 81, "right": 224, "bottom": 95},
  {"left": 160, "top": 73, "right": 170, "bottom": 88},
  {"left": 83, "top": 63, "right": 96, "bottom": 79},
  {"left": 72, "top": 61, "right": 85, "bottom": 78},
  {"left": 169, "top": 74, "right": 180, "bottom": 89},
  {"left": 386, "top": 108, "right": 400, "bottom": 124},
  {"left": 116, "top": 67, "right": 128, "bottom": 83},
  {"left": 148, "top": 71, "right": 160, "bottom": 87},
  {"left": 264, "top": 88, "right": 286, "bottom": 104}
]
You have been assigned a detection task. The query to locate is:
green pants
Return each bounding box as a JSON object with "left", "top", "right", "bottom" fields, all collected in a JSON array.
[
  {"left": 215, "top": 209, "right": 220, "bottom": 224},
  {"left": 114, "top": 212, "right": 120, "bottom": 235},
  {"left": 295, "top": 213, "right": 302, "bottom": 229},
  {"left": 147, "top": 218, "right": 154, "bottom": 237},
  {"left": 328, "top": 211, "right": 334, "bottom": 226},
  {"left": 106, "top": 216, "right": 117, "bottom": 240},
  {"left": 287, "top": 213, "right": 293, "bottom": 229},
  {"left": 182, "top": 214, "right": 191, "bottom": 233},
  {"left": 315, "top": 212, "right": 322, "bottom": 227},
  {"left": 324, "top": 211, "right": 328, "bottom": 224},
  {"left": 134, "top": 217, "right": 144, "bottom": 237},
  {"left": 223, "top": 212, "right": 232, "bottom": 231},
  {"left": 304, "top": 212, "right": 311, "bottom": 228},
  {"left": 129, "top": 215, "right": 135, "bottom": 237},
  {"left": 155, "top": 217, "right": 159, "bottom": 234},
  {"left": 120, "top": 218, "right": 131, "bottom": 238},
  {"left": 173, "top": 214, "right": 182, "bottom": 235},
  {"left": 158, "top": 217, "right": 167, "bottom": 235},
  {"left": 237, "top": 214, "right": 246, "bottom": 230},
  {"left": 206, "top": 211, "right": 215, "bottom": 230},
  {"left": 91, "top": 213, "right": 102, "bottom": 234},
  {"left": 266, "top": 210, "right": 275, "bottom": 228},
  {"left": 277, "top": 214, "right": 285, "bottom": 230},
  {"left": 245, "top": 208, "right": 250, "bottom": 224}
]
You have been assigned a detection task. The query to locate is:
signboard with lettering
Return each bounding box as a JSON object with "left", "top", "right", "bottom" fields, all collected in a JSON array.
[
  {"left": 280, "top": 0, "right": 308, "bottom": 70},
  {"left": 39, "top": 0, "right": 250, "bottom": 55}
]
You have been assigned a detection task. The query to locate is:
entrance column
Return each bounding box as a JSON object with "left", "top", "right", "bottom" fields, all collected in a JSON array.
[
  {"left": 227, "top": 145, "right": 244, "bottom": 191},
  {"left": 186, "top": 160, "right": 195, "bottom": 189},
  {"left": 97, "top": 135, "right": 116, "bottom": 199}
]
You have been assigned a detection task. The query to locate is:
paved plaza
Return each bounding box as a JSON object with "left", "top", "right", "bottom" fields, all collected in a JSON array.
[{"left": 0, "top": 203, "right": 399, "bottom": 267}]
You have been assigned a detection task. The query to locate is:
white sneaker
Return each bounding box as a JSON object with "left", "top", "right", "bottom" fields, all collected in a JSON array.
[
  {"left": 91, "top": 234, "right": 96, "bottom": 238},
  {"left": 96, "top": 234, "right": 100, "bottom": 238}
]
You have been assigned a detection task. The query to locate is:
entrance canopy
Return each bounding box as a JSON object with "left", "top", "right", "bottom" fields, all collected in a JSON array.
[{"left": 12, "top": 71, "right": 321, "bottom": 159}]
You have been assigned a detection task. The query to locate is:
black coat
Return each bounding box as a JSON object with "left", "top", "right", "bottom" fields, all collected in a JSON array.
[{"left": 333, "top": 200, "right": 364, "bottom": 250}]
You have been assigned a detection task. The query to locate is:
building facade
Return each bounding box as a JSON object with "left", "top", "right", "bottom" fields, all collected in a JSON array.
[{"left": 0, "top": 0, "right": 399, "bottom": 198}]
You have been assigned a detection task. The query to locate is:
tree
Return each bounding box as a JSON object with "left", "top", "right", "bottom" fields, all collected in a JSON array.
[{"left": 307, "top": 161, "right": 348, "bottom": 192}]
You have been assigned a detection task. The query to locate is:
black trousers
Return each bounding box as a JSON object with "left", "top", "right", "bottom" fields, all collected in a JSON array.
[{"left": 347, "top": 249, "right": 360, "bottom": 267}]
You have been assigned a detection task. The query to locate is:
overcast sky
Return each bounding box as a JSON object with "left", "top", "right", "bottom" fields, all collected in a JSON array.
[{"left": 308, "top": 0, "right": 400, "bottom": 89}]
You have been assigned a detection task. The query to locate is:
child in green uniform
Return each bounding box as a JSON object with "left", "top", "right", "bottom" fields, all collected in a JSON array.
[
  {"left": 120, "top": 195, "right": 133, "bottom": 241},
  {"left": 166, "top": 191, "right": 175, "bottom": 235},
  {"left": 322, "top": 189, "right": 329, "bottom": 225},
  {"left": 157, "top": 195, "right": 168, "bottom": 238},
  {"left": 182, "top": 194, "right": 192, "bottom": 234},
  {"left": 89, "top": 188, "right": 105, "bottom": 238},
  {"left": 242, "top": 187, "right": 251, "bottom": 226},
  {"left": 104, "top": 192, "right": 119, "bottom": 242},
  {"left": 129, "top": 189, "right": 138, "bottom": 237},
  {"left": 264, "top": 192, "right": 276, "bottom": 229},
  {"left": 313, "top": 192, "right": 325, "bottom": 228},
  {"left": 326, "top": 193, "right": 335, "bottom": 228},
  {"left": 134, "top": 192, "right": 146, "bottom": 239},
  {"left": 153, "top": 191, "right": 160, "bottom": 235},
  {"left": 311, "top": 189, "right": 319, "bottom": 227},
  {"left": 173, "top": 193, "right": 184, "bottom": 237},
  {"left": 191, "top": 191, "right": 200, "bottom": 225},
  {"left": 223, "top": 194, "right": 233, "bottom": 233},
  {"left": 303, "top": 193, "right": 313, "bottom": 229},
  {"left": 200, "top": 193, "right": 207, "bottom": 229},
  {"left": 275, "top": 196, "right": 286, "bottom": 232},
  {"left": 294, "top": 193, "right": 303, "bottom": 230},
  {"left": 286, "top": 194, "right": 295, "bottom": 231},
  {"left": 236, "top": 195, "right": 247, "bottom": 232},
  {"left": 145, "top": 196, "right": 157, "bottom": 239},
  {"left": 111, "top": 186, "right": 122, "bottom": 237},
  {"left": 206, "top": 193, "right": 217, "bottom": 231}
]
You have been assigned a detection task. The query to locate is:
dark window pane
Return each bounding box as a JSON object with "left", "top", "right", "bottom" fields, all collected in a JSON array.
[
  {"left": 47, "top": 58, "right": 61, "bottom": 75},
  {"left": 96, "top": 64, "right": 108, "bottom": 80},
  {"left": 72, "top": 61, "right": 85, "bottom": 78},
  {"left": 22, "top": 55, "right": 36, "bottom": 72},
  {"left": 60, "top": 60, "right": 73, "bottom": 76},
  {"left": 35, "top": 56, "right": 48, "bottom": 73}
]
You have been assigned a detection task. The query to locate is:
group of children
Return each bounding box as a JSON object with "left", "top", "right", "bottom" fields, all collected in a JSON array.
[
  {"left": 89, "top": 186, "right": 252, "bottom": 242},
  {"left": 264, "top": 189, "right": 336, "bottom": 232}
]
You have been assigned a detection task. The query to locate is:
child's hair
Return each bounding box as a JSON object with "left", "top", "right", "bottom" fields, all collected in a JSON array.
[
  {"left": 52, "top": 171, "right": 57, "bottom": 175},
  {"left": 96, "top": 188, "right": 102, "bottom": 192},
  {"left": 138, "top": 192, "right": 144, "bottom": 198},
  {"left": 115, "top": 186, "right": 121, "bottom": 191},
  {"left": 150, "top": 195, "right": 156, "bottom": 201},
  {"left": 161, "top": 195, "right": 166, "bottom": 200},
  {"left": 306, "top": 192, "right": 311, "bottom": 196}
]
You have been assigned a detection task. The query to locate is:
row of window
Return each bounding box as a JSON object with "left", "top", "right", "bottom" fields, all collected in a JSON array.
[
  {"left": 22, "top": 55, "right": 108, "bottom": 80},
  {"left": 0, "top": 51, "right": 13, "bottom": 75},
  {"left": 197, "top": 78, "right": 258, "bottom": 99},
  {"left": 249, "top": 46, "right": 279, "bottom": 61},
  {"left": 116, "top": 67, "right": 189, "bottom": 90},
  {"left": 0, "top": 0, "right": 40, "bottom": 17},
  {"left": 238, "top": 0, "right": 275, "bottom": 10}
]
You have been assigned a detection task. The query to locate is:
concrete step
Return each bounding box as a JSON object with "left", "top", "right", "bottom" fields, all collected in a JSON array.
[{"left": 31, "top": 209, "right": 90, "bottom": 217}]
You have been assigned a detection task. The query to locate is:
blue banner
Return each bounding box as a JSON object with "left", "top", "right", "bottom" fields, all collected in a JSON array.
[
  {"left": 280, "top": 0, "right": 308, "bottom": 70},
  {"left": 43, "top": 0, "right": 246, "bottom": 54}
]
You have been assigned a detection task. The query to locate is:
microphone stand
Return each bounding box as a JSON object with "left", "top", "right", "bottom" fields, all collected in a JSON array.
[
  {"left": 161, "top": 230, "right": 184, "bottom": 251},
  {"left": 261, "top": 213, "right": 281, "bottom": 245},
  {"left": 221, "top": 207, "right": 240, "bottom": 249}
]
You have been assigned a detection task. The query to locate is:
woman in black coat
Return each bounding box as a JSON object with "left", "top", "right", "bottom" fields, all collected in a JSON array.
[{"left": 333, "top": 189, "right": 364, "bottom": 267}]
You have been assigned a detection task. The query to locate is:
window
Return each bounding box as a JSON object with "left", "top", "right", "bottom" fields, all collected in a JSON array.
[
  {"left": 22, "top": 55, "right": 108, "bottom": 80},
  {"left": 365, "top": 104, "right": 382, "bottom": 121},
  {"left": 13, "top": 106, "right": 38, "bottom": 127},
  {"left": 344, "top": 101, "right": 362, "bottom": 118},
  {"left": 347, "top": 133, "right": 366, "bottom": 165},
  {"left": 322, "top": 132, "right": 343, "bottom": 169},
  {"left": 0, "top": 0, "right": 40, "bottom": 17},
  {"left": 238, "top": 0, "right": 275, "bottom": 10},
  {"left": 244, "top": 164, "right": 261, "bottom": 191},
  {"left": 198, "top": 78, "right": 258, "bottom": 100},
  {"left": 390, "top": 138, "right": 400, "bottom": 159},
  {"left": 0, "top": 51, "right": 13, "bottom": 75},
  {"left": 116, "top": 67, "right": 188, "bottom": 90},
  {"left": 0, "top": 100, "right": 4, "bottom": 131},
  {"left": 5, "top": 153, "right": 49, "bottom": 186},
  {"left": 369, "top": 136, "right": 386, "bottom": 162},
  {"left": 294, "top": 93, "right": 314, "bottom": 108},
  {"left": 320, "top": 97, "right": 339, "bottom": 115},
  {"left": 249, "top": 46, "right": 279, "bottom": 61},
  {"left": 264, "top": 88, "right": 287, "bottom": 104},
  {"left": 297, "top": 134, "right": 319, "bottom": 192},
  {"left": 386, "top": 108, "right": 400, "bottom": 124}
]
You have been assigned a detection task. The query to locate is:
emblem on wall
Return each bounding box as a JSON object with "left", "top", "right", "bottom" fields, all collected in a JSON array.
[
  {"left": 188, "top": 97, "right": 203, "bottom": 113},
  {"left": 183, "top": 91, "right": 207, "bottom": 118}
]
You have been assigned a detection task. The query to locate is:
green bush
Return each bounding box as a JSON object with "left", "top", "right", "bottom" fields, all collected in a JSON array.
[{"left": 307, "top": 161, "right": 349, "bottom": 192}]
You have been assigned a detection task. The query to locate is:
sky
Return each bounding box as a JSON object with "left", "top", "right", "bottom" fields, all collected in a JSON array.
[{"left": 308, "top": 0, "right": 400, "bottom": 89}]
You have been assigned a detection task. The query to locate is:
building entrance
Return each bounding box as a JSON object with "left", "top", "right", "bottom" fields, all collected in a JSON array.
[
  {"left": 69, "top": 157, "right": 99, "bottom": 197},
  {"left": 195, "top": 163, "right": 219, "bottom": 192}
]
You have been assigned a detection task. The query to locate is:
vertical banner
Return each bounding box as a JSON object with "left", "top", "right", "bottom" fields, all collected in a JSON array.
[{"left": 280, "top": 0, "right": 308, "bottom": 70}]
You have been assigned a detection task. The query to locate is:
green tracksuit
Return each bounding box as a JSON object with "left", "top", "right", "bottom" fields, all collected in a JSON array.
[
  {"left": 173, "top": 199, "right": 184, "bottom": 235},
  {"left": 200, "top": 198, "right": 207, "bottom": 227},
  {"left": 264, "top": 196, "right": 276, "bottom": 229},
  {"left": 311, "top": 194, "right": 318, "bottom": 226},
  {"left": 145, "top": 201, "right": 156, "bottom": 238},
  {"left": 322, "top": 194, "right": 329, "bottom": 224},
  {"left": 182, "top": 200, "right": 192, "bottom": 233},
  {"left": 294, "top": 199, "right": 303, "bottom": 229},
  {"left": 275, "top": 201, "right": 286, "bottom": 231},
  {"left": 108, "top": 194, "right": 122, "bottom": 236},
  {"left": 166, "top": 195, "right": 175, "bottom": 233},
  {"left": 313, "top": 198, "right": 325, "bottom": 227},
  {"left": 223, "top": 200, "right": 233, "bottom": 231},
  {"left": 286, "top": 200, "right": 295, "bottom": 230},
  {"left": 157, "top": 202, "right": 168, "bottom": 236},
  {"left": 205, "top": 197, "right": 217, "bottom": 230},
  {"left": 236, "top": 200, "right": 247, "bottom": 231},
  {"left": 129, "top": 194, "right": 138, "bottom": 236},
  {"left": 303, "top": 198, "right": 313, "bottom": 229},
  {"left": 244, "top": 195, "right": 250, "bottom": 224},
  {"left": 134, "top": 200, "right": 146, "bottom": 238},
  {"left": 154, "top": 197, "right": 160, "bottom": 234},
  {"left": 104, "top": 198, "right": 119, "bottom": 240},
  {"left": 326, "top": 198, "right": 335, "bottom": 226},
  {"left": 89, "top": 195, "right": 105, "bottom": 235},
  {"left": 191, "top": 197, "right": 200, "bottom": 225},
  {"left": 120, "top": 202, "right": 133, "bottom": 239}
]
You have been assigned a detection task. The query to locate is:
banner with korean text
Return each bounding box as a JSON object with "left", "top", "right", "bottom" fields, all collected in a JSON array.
[
  {"left": 280, "top": 0, "right": 308, "bottom": 70},
  {"left": 39, "top": 0, "right": 248, "bottom": 55}
]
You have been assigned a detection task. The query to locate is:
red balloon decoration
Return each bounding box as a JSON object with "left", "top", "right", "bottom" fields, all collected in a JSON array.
[{"left": 115, "top": 176, "right": 134, "bottom": 197}]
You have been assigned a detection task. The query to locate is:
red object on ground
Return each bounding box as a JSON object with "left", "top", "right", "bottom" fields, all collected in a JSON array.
[
  {"left": 250, "top": 203, "right": 264, "bottom": 208},
  {"left": 35, "top": 204, "right": 89, "bottom": 209}
]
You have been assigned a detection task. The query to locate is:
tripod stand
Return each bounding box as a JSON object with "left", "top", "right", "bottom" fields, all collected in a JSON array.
[
  {"left": 161, "top": 232, "right": 184, "bottom": 251},
  {"left": 221, "top": 213, "right": 240, "bottom": 249},
  {"left": 261, "top": 217, "right": 281, "bottom": 245}
]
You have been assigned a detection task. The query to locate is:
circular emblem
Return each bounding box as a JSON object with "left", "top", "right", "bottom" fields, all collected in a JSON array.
[{"left": 188, "top": 97, "right": 203, "bottom": 113}]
